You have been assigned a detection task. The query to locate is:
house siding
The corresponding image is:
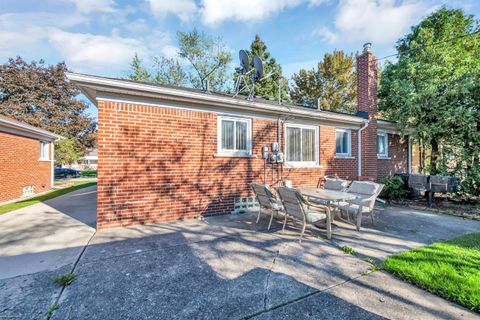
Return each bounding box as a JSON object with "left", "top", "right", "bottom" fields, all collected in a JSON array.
[
  {"left": 96, "top": 100, "right": 407, "bottom": 229},
  {"left": 0, "top": 132, "right": 52, "bottom": 203}
]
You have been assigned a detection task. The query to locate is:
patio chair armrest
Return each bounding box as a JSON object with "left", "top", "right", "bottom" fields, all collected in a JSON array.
[{"left": 305, "top": 201, "right": 331, "bottom": 215}]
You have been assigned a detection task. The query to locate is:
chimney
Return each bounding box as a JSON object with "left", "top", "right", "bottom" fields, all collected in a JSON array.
[{"left": 357, "top": 42, "right": 378, "bottom": 181}]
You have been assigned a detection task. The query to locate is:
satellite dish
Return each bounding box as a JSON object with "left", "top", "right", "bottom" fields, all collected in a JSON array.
[
  {"left": 239, "top": 50, "right": 250, "bottom": 73},
  {"left": 253, "top": 55, "right": 263, "bottom": 80}
]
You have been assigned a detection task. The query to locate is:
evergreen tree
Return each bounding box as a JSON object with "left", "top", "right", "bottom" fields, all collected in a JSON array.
[{"left": 235, "top": 35, "right": 290, "bottom": 102}]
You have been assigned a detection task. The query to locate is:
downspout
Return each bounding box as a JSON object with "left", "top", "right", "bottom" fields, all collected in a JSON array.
[
  {"left": 408, "top": 136, "right": 412, "bottom": 174},
  {"left": 277, "top": 116, "right": 281, "bottom": 186},
  {"left": 357, "top": 119, "right": 369, "bottom": 178}
]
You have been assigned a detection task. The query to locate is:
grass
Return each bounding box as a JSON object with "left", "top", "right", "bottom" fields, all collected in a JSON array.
[
  {"left": 384, "top": 232, "right": 480, "bottom": 312},
  {"left": 340, "top": 245, "right": 358, "bottom": 256},
  {"left": 0, "top": 180, "right": 96, "bottom": 215},
  {"left": 53, "top": 273, "right": 77, "bottom": 286},
  {"left": 45, "top": 303, "right": 58, "bottom": 319}
]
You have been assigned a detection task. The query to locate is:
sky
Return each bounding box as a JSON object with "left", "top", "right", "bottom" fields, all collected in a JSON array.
[{"left": 1, "top": 0, "right": 479, "bottom": 118}]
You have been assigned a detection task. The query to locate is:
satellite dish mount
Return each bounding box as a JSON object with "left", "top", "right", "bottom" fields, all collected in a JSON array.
[{"left": 233, "top": 50, "right": 265, "bottom": 100}]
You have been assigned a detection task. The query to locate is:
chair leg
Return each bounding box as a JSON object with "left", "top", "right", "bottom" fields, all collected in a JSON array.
[
  {"left": 267, "top": 211, "right": 274, "bottom": 230},
  {"left": 282, "top": 214, "right": 288, "bottom": 233},
  {"left": 326, "top": 212, "right": 332, "bottom": 240},
  {"left": 299, "top": 221, "right": 306, "bottom": 243},
  {"left": 256, "top": 207, "right": 261, "bottom": 224},
  {"left": 356, "top": 207, "right": 363, "bottom": 231}
]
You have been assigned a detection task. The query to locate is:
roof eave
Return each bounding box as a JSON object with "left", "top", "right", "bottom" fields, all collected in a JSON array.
[
  {"left": 66, "top": 73, "right": 366, "bottom": 126},
  {"left": 0, "top": 118, "right": 63, "bottom": 141}
]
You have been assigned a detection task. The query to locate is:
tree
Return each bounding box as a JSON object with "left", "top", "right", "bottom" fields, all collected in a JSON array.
[
  {"left": 0, "top": 57, "right": 97, "bottom": 151},
  {"left": 126, "top": 29, "right": 231, "bottom": 91},
  {"left": 178, "top": 29, "right": 232, "bottom": 91},
  {"left": 235, "top": 35, "right": 290, "bottom": 102},
  {"left": 379, "top": 7, "right": 480, "bottom": 195},
  {"left": 290, "top": 50, "right": 356, "bottom": 113},
  {"left": 127, "top": 53, "right": 150, "bottom": 82},
  {"left": 127, "top": 54, "right": 187, "bottom": 86},
  {"left": 55, "top": 138, "right": 82, "bottom": 166}
]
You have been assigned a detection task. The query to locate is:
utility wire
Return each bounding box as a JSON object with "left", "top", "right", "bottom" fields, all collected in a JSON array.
[{"left": 298, "top": 29, "right": 480, "bottom": 77}]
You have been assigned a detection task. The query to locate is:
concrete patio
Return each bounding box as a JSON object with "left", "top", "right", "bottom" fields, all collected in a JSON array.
[{"left": 0, "top": 190, "right": 479, "bottom": 319}]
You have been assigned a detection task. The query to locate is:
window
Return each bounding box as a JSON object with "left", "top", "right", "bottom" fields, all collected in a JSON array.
[
  {"left": 335, "top": 129, "right": 352, "bottom": 157},
  {"left": 39, "top": 142, "right": 49, "bottom": 160},
  {"left": 285, "top": 124, "right": 318, "bottom": 166},
  {"left": 377, "top": 131, "right": 388, "bottom": 158},
  {"left": 217, "top": 116, "right": 252, "bottom": 156}
]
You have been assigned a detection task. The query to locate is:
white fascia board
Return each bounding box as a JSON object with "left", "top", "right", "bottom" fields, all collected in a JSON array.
[
  {"left": 0, "top": 119, "right": 63, "bottom": 141},
  {"left": 66, "top": 73, "right": 365, "bottom": 127}
]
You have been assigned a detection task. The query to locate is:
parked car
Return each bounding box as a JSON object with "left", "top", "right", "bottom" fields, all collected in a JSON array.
[{"left": 54, "top": 168, "right": 80, "bottom": 179}]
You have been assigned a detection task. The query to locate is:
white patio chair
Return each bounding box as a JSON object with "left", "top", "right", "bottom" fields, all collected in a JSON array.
[
  {"left": 277, "top": 187, "right": 332, "bottom": 242},
  {"left": 324, "top": 178, "right": 350, "bottom": 191},
  {"left": 250, "top": 183, "right": 284, "bottom": 230},
  {"left": 335, "top": 181, "right": 384, "bottom": 231}
]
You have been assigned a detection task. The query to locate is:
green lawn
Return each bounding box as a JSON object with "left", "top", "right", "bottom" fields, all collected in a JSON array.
[
  {"left": 384, "top": 233, "right": 480, "bottom": 312},
  {"left": 0, "top": 180, "right": 97, "bottom": 215}
]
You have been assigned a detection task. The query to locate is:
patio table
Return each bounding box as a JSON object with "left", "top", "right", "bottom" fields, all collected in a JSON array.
[
  {"left": 299, "top": 187, "right": 359, "bottom": 227},
  {"left": 300, "top": 187, "right": 357, "bottom": 204}
]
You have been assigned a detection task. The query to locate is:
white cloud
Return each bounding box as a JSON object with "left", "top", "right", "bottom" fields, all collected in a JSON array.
[
  {"left": 147, "top": 0, "right": 198, "bottom": 22},
  {"left": 201, "top": 0, "right": 303, "bottom": 25},
  {"left": 46, "top": 28, "right": 148, "bottom": 70},
  {"left": 312, "top": 26, "right": 337, "bottom": 43},
  {"left": 317, "top": 0, "right": 429, "bottom": 44},
  {"left": 0, "top": 12, "right": 89, "bottom": 30},
  {"left": 63, "top": 0, "right": 116, "bottom": 14}
]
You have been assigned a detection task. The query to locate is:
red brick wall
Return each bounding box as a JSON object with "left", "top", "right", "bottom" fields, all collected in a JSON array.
[
  {"left": 0, "top": 132, "right": 52, "bottom": 203},
  {"left": 377, "top": 134, "right": 409, "bottom": 178},
  {"left": 97, "top": 100, "right": 362, "bottom": 229},
  {"left": 357, "top": 48, "right": 378, "bottom": 181}
]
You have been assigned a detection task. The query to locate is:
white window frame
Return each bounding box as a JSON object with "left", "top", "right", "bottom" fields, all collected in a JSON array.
[
  {"left": 39, "top": 141, "right": 50, "bottom": 161},
  {"left": 217, "top": 116, "right": 252, "bottom": 156},
  {"left": 377, "top": 130, "right": 389, "bottom": 158},
  {"left": 284, "top": 123, "right": 319, "bottom": 167},
  {"left": 335, "top": 128, "right": 352, "bottom": 157}
]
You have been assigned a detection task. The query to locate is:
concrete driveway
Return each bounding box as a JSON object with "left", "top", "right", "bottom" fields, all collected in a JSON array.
[
  {"left": 0, "top": 185, "right": 97, "bottom": 279},
  {"left": 1, "top": 190, "right": 479, "bottom": 319}
]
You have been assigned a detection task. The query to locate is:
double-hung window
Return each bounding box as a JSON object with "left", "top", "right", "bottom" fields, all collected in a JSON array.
[
  {"left": 377, "top": 131, "right": 388, "bottom": 158},
  {"left": 218, "top": 116, "right": 252, "bottom": 156},
  {"left": 335, "top": 129, "right": 352, "bottom": 157},
  {"left": 285, "top": 124, "right": 318, "bottom": 166},
  {"left": 39, "top": 142, "right": 49, "bottom": 161}
]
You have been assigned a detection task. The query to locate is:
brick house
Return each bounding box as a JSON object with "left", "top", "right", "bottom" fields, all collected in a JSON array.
[
  {"left": 68, "top": 45, "right": 411, "bottom": 229},
  {"left": 0, "top": 115, "right": 62, "bottom": 203}
]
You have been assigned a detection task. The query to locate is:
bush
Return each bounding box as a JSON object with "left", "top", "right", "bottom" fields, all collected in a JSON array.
[
  {"left": 380, "top": 176, "right": 406, "bottom": 200},
  {"left": 80, "top": 170, "right": 97, "bottom": 177}
]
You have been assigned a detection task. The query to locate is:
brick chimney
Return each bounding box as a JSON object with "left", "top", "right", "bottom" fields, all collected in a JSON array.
[{"left": 357, "top": 42, "right": 378, "bottom": 181}]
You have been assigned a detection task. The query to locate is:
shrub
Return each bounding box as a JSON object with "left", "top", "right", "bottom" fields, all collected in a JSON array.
[
  {"left": 80, "top": 170, "right": 97, "bottom": 177},
  {"left": 380, "top": 176, "right": 406, "bottom": 200}
]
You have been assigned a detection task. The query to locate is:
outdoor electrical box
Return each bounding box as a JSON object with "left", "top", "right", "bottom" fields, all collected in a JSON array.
[
  {"left": 271, "top": 142, "right": 279, "bottom": 153},
  {"left": 262, "top": 146, "right": 269, "bottom": 159},
  {"left": 276, "top": 152, "right": 284, "bottom": 163}
]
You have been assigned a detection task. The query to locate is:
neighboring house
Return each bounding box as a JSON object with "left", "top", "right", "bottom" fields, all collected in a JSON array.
[
  {"left": 0, "top": 115, "right": 62, "bottom": 203},
  {"left": 71, "top": 149, "right": 98, "bottom": 170},
  {"left": 68, "top": 44, "right": 411, "bottom": 229}
]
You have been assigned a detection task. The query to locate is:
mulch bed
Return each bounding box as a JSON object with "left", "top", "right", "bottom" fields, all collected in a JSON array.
[{"left": 390, "top": 195, "right": 480, "bottom": 221}]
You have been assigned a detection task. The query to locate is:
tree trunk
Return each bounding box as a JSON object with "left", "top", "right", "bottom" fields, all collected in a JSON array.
[
  {"left": 419, "top": 138, "right": 425, "bottom": 174},
  {"left": 430, "top": 140, "right": 439, "bottom": 175}
]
